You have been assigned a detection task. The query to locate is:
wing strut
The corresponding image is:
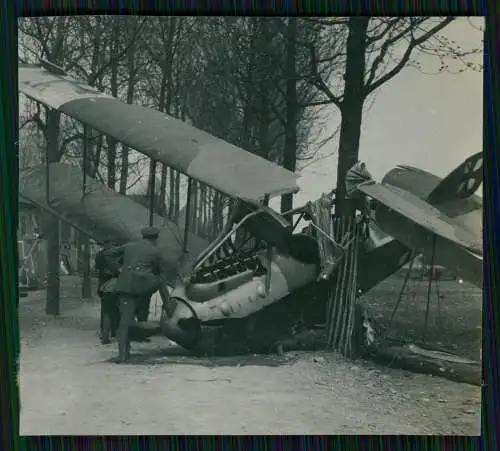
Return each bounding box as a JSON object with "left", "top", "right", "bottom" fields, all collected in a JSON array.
[
  {"left": 423, "top": 235, "right": 437, "bottom": 342},
  {"left": 183, "top": 179, "right": 193, "bottom": 253},
  {"left": 388, "top": 252, "right": 416, "bottom": 331},
  {"left": 45, "top": 155, "right": 51, "bottom": 204},
  {"left": 148, "top": 159, "right": 157, "bottom": 227},
  {"left": 82, "top": 124, "right": 88, "bottom": 197}
]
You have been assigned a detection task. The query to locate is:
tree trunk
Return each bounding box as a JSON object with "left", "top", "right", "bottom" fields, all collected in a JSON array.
[
  {"left": 45, "top": 109, "right": 61, "bottom": 315},
  {"left": 119, "top": 155, "right": 129, "bottom": 195},
  {"left": 158, "top": 64, "right": 168, "bottom": 216},
  {"left": 106, "top": 20, "right": 120, "bottom": 190},
  {"left": 199, "top": 184, "right": 206, "bottom": 236},
  {"left": 157, "top": 20, "right": 176, "bottom": 219},
  {"left": 76, "top": 231, "right": 84, "bottom": 274},
  {"left": 334, "top": 17, "right": 369, "bottom": 218},
  {"left": 92, "top": 133, "right": 103, "bottom": 176},
  {"left": 81, "top": 234, "right": 92, "bottom": 298},
  {"left": 257, "top": 18, "right": 271, "bottom": 161},
  {"left": 258, "top": 92, "right": 270, "bottom": 160},
  {"left": 190, "top": 182, "right": 199, "bottom": 234},
  {"left": 159, "top": 166, "right": 168, "bottom": 217},
  {"left": 168, "top": 167, "right": 175, "bottom": 220},
  {"left": 213, "top": 191, "right": 222, "bottom": 238},
  {"left": 119, "top": 24, "right": 137, "bottom": 195},
  {"left": 60, "top": 222, "right": 71, "bottom": 243},
  {"left": 106, "top": 137, "right": 118, "bottom": 190},
  {"left": 281, "top": 18, "right": 298, "bottom": 218},
  {"left": 327, "top": 18, "right": 370, "bottom": 361},
  {"left": 81, "top": 126, "right": 95, "bottom": 298},
  {"left": 174, "top": 171, "right": 181, "bottom": 221}
]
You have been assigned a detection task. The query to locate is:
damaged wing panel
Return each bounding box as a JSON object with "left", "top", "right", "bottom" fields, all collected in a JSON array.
[
  {"left": 19, "top": 64, "right": 300, "bottom": 202},
  {"left": 357, "top": 182, "right": 482, "bottom": 255},
  {"left": 19, "top": 164, "right": 209, "bottom": 281}
]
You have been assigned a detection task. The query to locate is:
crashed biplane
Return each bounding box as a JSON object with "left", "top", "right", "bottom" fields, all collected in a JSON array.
[{"left": 18, "top": 61, "right": 460, "bottom": 354}]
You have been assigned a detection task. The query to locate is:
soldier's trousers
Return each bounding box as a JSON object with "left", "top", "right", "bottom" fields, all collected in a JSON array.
[
  {"left": 135, "top": 294, "right": 152, "bottom": 322},
  {"left": 117, "top": 295, "right": 140, "bottom": 362},
  {"left": 100, "top": 293, "right": 120, "bottom": 342}
]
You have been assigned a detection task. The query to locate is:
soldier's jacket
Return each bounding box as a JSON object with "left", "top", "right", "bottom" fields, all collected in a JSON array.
[
  {"left": 95, "top": 249, "right": 121, "bottom": 292},
  {"left": 104, "top": 239, "right": 164, "bottom": 297}
]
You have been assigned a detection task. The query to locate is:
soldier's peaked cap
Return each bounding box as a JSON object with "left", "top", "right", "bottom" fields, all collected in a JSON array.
[{"left": 141, "top": 227, "right": 160, "bottom": 238}]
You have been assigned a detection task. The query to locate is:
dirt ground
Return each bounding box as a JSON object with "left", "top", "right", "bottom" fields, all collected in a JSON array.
[{"left": 18, "top": 276, "right": 481, "bottom": 435}]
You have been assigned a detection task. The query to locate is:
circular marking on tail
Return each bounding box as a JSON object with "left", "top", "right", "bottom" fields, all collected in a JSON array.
[{"left": 456, "top": 154, "right": 483, "bottom": 198}]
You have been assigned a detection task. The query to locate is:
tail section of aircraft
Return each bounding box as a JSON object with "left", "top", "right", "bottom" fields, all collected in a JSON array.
[
  {"left": 381, "top": 152, "right": 482, "bottom": 206},
  {"left": 381, "top": 165, "right": 442, "bottom": 200},
  {"left": 427, "top": 152, "right": 483, "bottom": 204}
]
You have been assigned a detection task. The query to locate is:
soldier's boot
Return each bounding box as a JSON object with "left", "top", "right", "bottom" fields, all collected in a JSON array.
[
  {"left": 99, "top": 298, "right": 111, "bottom": 344},
  {"left": 118, "top": 327, "right": 131, "bottom": 362},
  {"left": 117, "top": 297, "right": 136, "bottom": 362},
  {"left": 101, "top": 314, "right": 112, "bottom": 344},
  {"left": 118, "top": 335, "right": 131, "bottom": 362},
  {"left": 110, "top": 317, "right": 119, "bottom": 338},
  {"left": 110, "top": 298, "right": 121, "bottom": 338}
]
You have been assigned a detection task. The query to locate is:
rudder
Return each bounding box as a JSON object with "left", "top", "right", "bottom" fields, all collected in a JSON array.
[{"left": 427, "top": 152, "right": 483, "bottom": 204}]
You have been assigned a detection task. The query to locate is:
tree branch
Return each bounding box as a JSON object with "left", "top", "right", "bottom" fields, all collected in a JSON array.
[
  {"left": 269, "top": 130, "right": 286, "bottom": 149},
  {"left": 364, "top": 17, "right": 455, "bottom": 96},
  {"left": 301, "top": 18, "right": 349, "bottom": 27},
  {"left": 311, "top": 77, "right": 343, "bottom": 109},
  {"left": 365, "top": 19, "right": 423, "bottom": 89},
  {"left": 300, "top": 44, "right": 343, "bottom": 109},
  {"left": 87, "top": 17, "right": 148, "bottom": 86},
  {"left": 318, "top": 53, "right": 346, "bottom": 64},
  {"left": 58, "top": 132, "right": 98, "bottom": 157},
  {"left": 299, "top": 98, "right": 337, "bottom": 108},
  {"left": 366, "top": 18, "right": 400, "bottom": 45},
  {"left": 20, "top": 102, "right": 46, "bottom": 133}
]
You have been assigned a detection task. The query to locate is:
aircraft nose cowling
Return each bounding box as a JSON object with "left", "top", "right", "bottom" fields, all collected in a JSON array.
[{"left": 160, "top": 297, "right": 201, "bottom": 349}]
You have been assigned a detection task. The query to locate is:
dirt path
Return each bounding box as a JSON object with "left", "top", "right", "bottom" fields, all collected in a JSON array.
[{"left": 18, "top": 293, "right": 481, "bottom": 435}]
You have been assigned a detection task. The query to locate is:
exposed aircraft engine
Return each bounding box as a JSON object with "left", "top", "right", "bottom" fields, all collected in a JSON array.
[{"left": 187, "top": 250, "right": 266, "bottom": 303}]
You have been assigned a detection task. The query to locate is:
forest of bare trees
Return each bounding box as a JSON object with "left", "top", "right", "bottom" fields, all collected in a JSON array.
[{"left": 17, "top": 16, "right": 482, "bottom": 312}]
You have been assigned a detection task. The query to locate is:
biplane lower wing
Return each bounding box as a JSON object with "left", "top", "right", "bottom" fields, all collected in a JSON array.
[
  {"left": 19, "top": 64, "right": 300, "bottom": 202},
  {"left": 357, "top": 238, "right": 413, "bottom": 295},
  {"left": 357, "top": 182, "right": 482, "bottom": 287},
  {"left": 19, "top": 163, "right": 209, "bottom": 283}
]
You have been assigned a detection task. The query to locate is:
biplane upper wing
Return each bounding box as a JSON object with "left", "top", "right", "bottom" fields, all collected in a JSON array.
[
  {"left": 19, "top": 64, "right": 300, "bottom": 202},
  {"left": 356, "top": 181, "right": 482, "bottom": 256},
  {"left": 19, "top": 163, "right": 209, "bottom": 282}
]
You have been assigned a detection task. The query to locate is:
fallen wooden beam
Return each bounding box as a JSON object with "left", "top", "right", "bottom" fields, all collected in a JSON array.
[{"left": 366, "top": 344, "right": 481, "bottom": 386}]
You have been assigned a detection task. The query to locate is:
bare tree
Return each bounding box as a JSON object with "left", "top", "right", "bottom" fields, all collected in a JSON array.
[
  {"left": 302, "top": 17, "right": 482, "bottom": 216},
  {"left": 183, "top": 17, "right": 327, "bottom": 219},
  {"left": 18, "top": 16, "right": 153, "bottom": 307},
  {"left": 18, "top": 17, "right": 81, "bottom": 314}
]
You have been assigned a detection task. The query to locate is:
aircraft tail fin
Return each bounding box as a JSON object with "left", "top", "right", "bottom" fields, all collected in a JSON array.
[{"left": 427, "top": 152, "right": 483, "bottom": 204}]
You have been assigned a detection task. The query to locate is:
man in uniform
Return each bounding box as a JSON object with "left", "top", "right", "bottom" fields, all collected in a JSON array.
[
  {"left": 105, "top": 227, "right": 165, "bottom": 362},
  {"left": 94, "top": 237, "right": 122, "bottom": 344}
]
